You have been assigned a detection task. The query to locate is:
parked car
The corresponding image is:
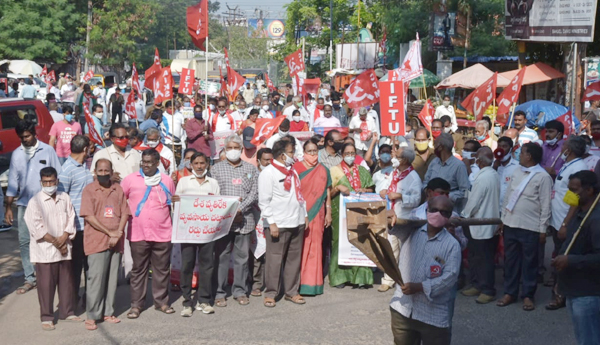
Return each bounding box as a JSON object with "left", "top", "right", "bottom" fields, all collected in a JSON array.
[
  {"left": 0, "top": 98, "right": 54, "bottom": 187},
  {"left": 7, "top": 73, "right": 47, "bottom": 102}
]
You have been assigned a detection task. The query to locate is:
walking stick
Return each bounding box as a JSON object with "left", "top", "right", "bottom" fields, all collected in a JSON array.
[{"left": 564, "top": 192, "right": 600, "bottom": 254}]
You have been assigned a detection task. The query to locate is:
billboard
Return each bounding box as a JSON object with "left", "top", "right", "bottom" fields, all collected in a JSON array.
[
  {"left": 336, "top": 42, "right": 379, "bottom": 70},
  {"left": 505, "top": 0, "right": 598, "bottom": 42},
  {"left": 247, "top": 19, "right": 286, "bottom": 39}
]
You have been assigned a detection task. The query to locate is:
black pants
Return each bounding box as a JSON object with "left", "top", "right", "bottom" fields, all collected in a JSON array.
[
  {"left": 180, "top": 242, "right": 214, "bottom": 307},
  {"left": 503, "top": 226, "right": 539, "bottom": 300},
  {"left": 71, "top": 231, "right": 88, "bottom": 304},
  {"left": 465, "top": 228, "right": 497, "bottom": 296},
  {"left": 390, "top": 307, "right": 450, "bottom": 345},
  {"left": 112, "top": 108, "right": 122, "bottom": 123},
  {"left": 550, "top": 226, "right": 565, "bottom": 285}
]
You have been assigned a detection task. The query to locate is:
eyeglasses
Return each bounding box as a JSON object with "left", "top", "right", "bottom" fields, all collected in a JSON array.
[{"left": 428, "top": 207, "right": 452, "bottom": 219}]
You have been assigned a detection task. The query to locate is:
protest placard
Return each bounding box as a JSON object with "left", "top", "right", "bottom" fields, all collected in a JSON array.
[
  {"left": 210, "top": 130, "right": 234, "bottom": 159},
  {"left": 171, "top": 195, "right": 240, "bottom": 243},
  {"left": 288, "top": 131, "right": 314, "bottom": 144},
  {"left": 250, "top": 217, "right": 267, "bottom": 259},
  {"left": 338, "top": 193, "right": 381, "bottom": 267},
  {"left": 181, "top": 106, "right": 194, "bottom": 119},
  {"left": 379, "top": 80, "right": 405, "bottom": 137}
]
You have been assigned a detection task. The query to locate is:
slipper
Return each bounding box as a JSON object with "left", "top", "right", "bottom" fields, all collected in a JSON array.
[
  {"left": 103, "top": 316, "right": 121, "bottom": 324},
  {"left": 284, "top": 295, "right": 306, "bottom": 305},
  {"left": 127, "top": 307, "right": 141, "bottom": 319},
  {"left": 523, "top": 299, "right": 535, "bottom": 311},
  {"left": 41, "top": 321, "right": 55, "bottom": 331},
  {"left": 215, "top": 298, "right": 227, "bottom": 308},
  {"left": 64, "top": 315, "right": 83, "bottom": 322},
  {"left": 16, "top": 282, "right": 36, "bottom": 295},
  {"left": 155, "top": 305, "right": 175, "bottom": 314},
  {"left": 250, "top": 289, "right": 262, "bottom": 297},
  {"left": 235, "top": 296, "right": 250, "bottom": 305},
  {"left": 264, "top": 297, "right": 276, "bottom": 308},
  {"left": 85, "top": 320, "right": 98, "bottom": 331},
  {"left": 496, "top": 295, "right": 515, "bottom": 307}
]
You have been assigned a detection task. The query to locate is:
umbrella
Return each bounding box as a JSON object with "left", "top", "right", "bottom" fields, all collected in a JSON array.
[
  {"left": 514, "top": 100, "right": 581, "bottom": 130},
  {"left": 409, "top": 69, "right": 440, "bottom": 88},
  {"left": 8, "top": 60, "right": 43, "bottom": 75}
]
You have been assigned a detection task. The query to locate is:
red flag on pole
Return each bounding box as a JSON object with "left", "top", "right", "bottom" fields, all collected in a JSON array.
[
  {"left": 178, "top": 68, "right": 196, "bottom": 95},
  {"left": 83, "top": 70, "right": 94, "bottom": 83},
  {"left": 219, "top": 66, "right": 227, "bottom": 98},
  {"left": 389, "top": 33, "right": 423, "bottom": 82},
  {"left": 187, "top": 0, "right": 209, "bottom": 51},
  {"left": 556, "top": 111, "right": 574, "bottom": 137},
  {"left": 47, "top": 70, "right": 56, "bottom": 83},
  {"left": 125, "top": 91, "right": 137, "bottom": 120},
  {"left": 154, "top": 67, "right": 174, "bottom": 105},
  {"left": 343, "top": 69, "right": 380, "bottom": 109},
  {"left": 265, "top": 73, "right": 276, "bottom": 91},
  {"left": 131, "top": 63, "right": 143, "bottom": 96},
  {"left": 227, "top": 68, "right": 246, "bottom": 100},
  {"left": 83, "top": 106, "right": 104, "bottom": 146},
  {"left": 144, "top": 48, "right": 162, "bottom": 89},
  {"left": 251, "top": 117, "right": 286, "bottom": 146},
  {"left": 461, "top": 72, "right": 498, "bottom": 121},
  {"left": 582, "top": 81, "right": 600, "bottom": 102},
  {"left": 418, "top": 100, "right": 435, "bottom": 132},
  {"left": 496, "top": 67, "right": 526, "bottom": 124},
  {"left": 284, "top": 48, "right": 305, "bottom": 77},
  {"left": 40, "top": 65, "right": 48, "bottom": 81}
]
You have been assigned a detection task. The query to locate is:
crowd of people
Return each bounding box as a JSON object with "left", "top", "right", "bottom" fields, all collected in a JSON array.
[{"left": 2, "top": 79, "right": 600, "bottom": 345}]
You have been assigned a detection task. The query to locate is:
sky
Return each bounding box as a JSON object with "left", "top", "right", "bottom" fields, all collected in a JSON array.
[{"left": 217, "top": 0, "right": 293, "bottom": 19}]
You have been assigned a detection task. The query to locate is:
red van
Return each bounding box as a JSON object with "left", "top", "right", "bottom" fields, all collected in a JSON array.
[{"left": 0, "top": 98, "right": 54, "bottom": 185}]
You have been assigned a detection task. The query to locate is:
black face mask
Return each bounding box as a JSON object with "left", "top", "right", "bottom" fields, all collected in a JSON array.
[
  {"left": 332, "top": 142, "right": 344, "bottom": 152},
  {"left": 333, "top": 104, "right": 341, "bottom": 110},
  {"left": 97, "top": 174, "right": 111, "bottom": 184},
  {"left": 194, "top": 112, "right": 203, "bottom": 119},
  {"left": 317, "top": 145, "right": 325, "bottom": 150}
]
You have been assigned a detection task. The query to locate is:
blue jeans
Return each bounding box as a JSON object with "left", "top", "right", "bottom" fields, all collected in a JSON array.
[
  {"left": 567, "top": 296, "right": 600, "bottom": 345},
  {"left": 18, "top": 206, "right": 36, "bottom": 284}
]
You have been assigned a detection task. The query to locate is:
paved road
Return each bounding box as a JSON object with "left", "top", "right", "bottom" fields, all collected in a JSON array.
[{"left": 0, "top": 228, "right": 575, "bottom": 345}]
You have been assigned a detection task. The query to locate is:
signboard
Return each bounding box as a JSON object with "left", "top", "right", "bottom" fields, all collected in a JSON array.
[
  {"left": 431, "top": 12, "right": 456, "bottom": 51},
  {"left": 338, "top": 193, "right": 380, "bottom": 267},
  {"left": 181, "top": 106, "right": 194, "bottom": 119},
  {"left": 505, "top": 0, "right": 598, "bottom": 42},
  {"left": 336, "top": 42, "right": 379, "bottom": 70},
  {"left": 585, "top": 57, "right": 600, "bottom": 87},
  {"left": 199, "top": 80, "right": 221, "bottom": 97},
  {"left": 379, "top": 81, "right": 406, "bottom": 137},
  {"left": 172, "top": 195, "right": 240, "bottom": 243},
  {"left": 210, "top": 130, "right": 234, "bottom": 159},
  {"left": 248, "top": 19, "right": 286, "bottom": 39}
]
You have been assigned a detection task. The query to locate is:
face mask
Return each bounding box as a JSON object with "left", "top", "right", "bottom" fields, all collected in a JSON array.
[
  {"left": 560, "top": 150, "right": 569, "bottom": 161},
  {"left": 344, "top": 156, "right": 355, "bottom": 166},
  {"left": 316, "top": 104, "right": 324, "bottom": 110},
  {"left": 476, "top": 134, "right": 486, "bottom": 141},
  {"left": 501, "top": 149, "right": 512, "bottom": 162},
  {"left": 259, "top": 163, "right": 270, "bottom": 171},
  {"left": 194, "top": 112, "right": 203, "bottom": 119},
  {"left": 427, "top": 211, "right": 448, "bottom": 228},
  {"left": 563, "top": 190, "right": 580, "bottom": 207},
  {"left": 443, "top": 127, "right": 452, "bottom": 133},
  {"left": 392, "top": 158, "right": 400, "bottom": 168},
  {"left": 415, "top": 141, "right": 429, "bottom": 152},
  {"left": 292, "top": 116, "right": 301, "bottom": 123},
  {"left": 546, "top": 138, "right": 558, "bottom": 146},
  {"left": 184, "top": 160, "right": 192, "bottom": 170},
  {"left": 404, "top": 131, "right": 414, "bottom": 140},
  {"left": 96, "top": 174, "right": 111, "bottom": 184},
  {"left": 262, "top": 105, "right": 270, "bottom": 111},
  {"left": 431, "top": 130, "right": 442, "bottom": 139},
  {"left": 94, "top": 112, "right": 103, "bottom": 119},
  {"left": 65, "top": 114, "right": 74, "bottom": 123},
  {"left": 333, "top": 104, "right": 341, "bottom": 110},
  {"left": 112, "top": 138, "right": 128, "bottom": 148},
  {"left": 147, "top": 140, "right": 159, "bottom": 148},
  {"left": 219, "top": 109, "right": 226, "bottom": 115},
  {"left": 192, "top": 168, "right": 208, "bottom": 178},
  {"left": 494, "top": 126, "right": 501, "bottom": 136},
  {"left": 317, "top": 144, "right": 325, "bottom": 150},
  {"left": 296, "top": 102, "right": 303, "bottom": 108},
  {"left": 380, "top": 153, "right": 392, "bottom": 164},
  {"left": 333, "top": 142, "right": 344, "bottom": 152},
  {"left": 284, "top": 153, "right": 295, "bottom": 167},
  {"left": 442, "top": 101, "right": 450, "bottom": 107},
  {"left": 226, "top": 149, "right": 242, "bottom": 162},
  {"left": 183, "top": 102, "right": 190, "bottom": 107},
  {"left": 279, "top": 129, "right": 289, "bottom": 136},
  {"left": 303, "top": 153, "right": 318, "bottom": 167},
  {"left": 209, "top": 104, "right": 216, "bottom": 111},
  {"left": 42, "top": 185, "right": 57, "bottom": 196},
  {"left": 462, "top": 151, "right": 474, "bottom": 160}
]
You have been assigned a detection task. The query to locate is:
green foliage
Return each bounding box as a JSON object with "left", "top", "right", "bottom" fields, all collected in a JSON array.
[{"left": 0, "top": 0, "right": 84, "bottom": 62}]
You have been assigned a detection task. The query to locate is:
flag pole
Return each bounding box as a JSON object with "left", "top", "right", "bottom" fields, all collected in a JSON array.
[
  {"left": 171, "top": 98, "right": 175, "bottom": 156},
  {"left": 508, "top": 102, "right": 517, "bottom": 128},
  {"left": 205, "top": 36, "right": 209, "bottom": 108}
]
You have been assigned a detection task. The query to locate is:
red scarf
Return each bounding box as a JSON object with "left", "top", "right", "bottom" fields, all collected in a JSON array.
[
  {"left": 271, "top": 161, "right": 305, "bottom": 205},
  {"left": 313, "top": 108, "right": 322, "bottom": 121},
  {"left": 389, "top": 166, "right": 414, "bottom": 208},
  {"left": 341, "top": 160, "right": 361, "bottom": 191},
  {"left": 211, "top": 110, "right": 235, "bottom": 132},
  {"left": 290, "top": 120, "right": 306, "bottom": 132},
  {"left": 154, "top": 143, "right": 171, "bottom": 172}
]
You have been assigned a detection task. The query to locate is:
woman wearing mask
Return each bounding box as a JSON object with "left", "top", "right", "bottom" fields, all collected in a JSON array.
[
  {"left": 289, "top": 109, "right": 309, "bottom": 132},
  {"left": 185, "top": 105, "right": 213, "bottom": 157},
  {"left": 49, "top": 105, "right": 83, "bottom": 164},
  {"left": 329, "top": 143, "right": 375, "bottom": 289},
  {"left": 292, "top": 139, "right": 332, "bottom": 296},
  {"left": 171, "top": 152, "right": 220, "bottom": 316}
]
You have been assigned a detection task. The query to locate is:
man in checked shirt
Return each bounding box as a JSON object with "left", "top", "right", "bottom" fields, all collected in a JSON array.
[
  {"left": 389, "top": 196, "right": 461, "bottom": 345},
  {"left": 211, "top": 134, "right": 259, "bottom": 307}
]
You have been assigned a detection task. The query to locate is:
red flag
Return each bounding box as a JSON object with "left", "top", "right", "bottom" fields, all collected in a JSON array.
[
  {"left": 389, "top": 33, "right": 422, "bottom": 82},
  {"left": 40, "top": 65, "right": 48, "bottom": 80},
  {"left": 496, "top": 67, "right": 526, "bottom": 124},
  {"left": 227, "top": 69, "right": 246, "bottom": 100},
  {"left": 265, "top": 73, "right": 275, "bottom": 91},
  {"left": 224, "top": 47, "right": 231, "bottom": 70},
  {"left": 154, "top": 67, "right": 174, "bottom": 105},
  {"left": 461, "top": 72, "right": 498, "bottom": 121},
  {"left": 582, "top": 81, "right": 600, "bottom": 102},
  {"left": 418, "top": 100, "right": 435, "bottom": 132},
  {"left": 556, "top": 111, "right": 574, "bottom": 137},
  {"left": 125, "top": 91, "right": 137, "bottom": 120},
  {"left": 343, "top": 69, "right": 380, "bottom": 109},
  {"left": 284, "top": 48, "right": 305, "bottom": 77},
  {"left": 379, "top": 80, "right": 405, "bottom": 137},
  {"left": 47, "top": 70, "right": 56, "bottom": 82},
  {"left": 83, "top": 106, "right": 104, "bottom": 146},
  {"left": 218, "top": 66, "right": 227, "bottom": 97},
  {"left": 131, "top": 63, "right": 142, "bottom": 96},
  {"left": 145, "top": 48, "right": 162, "bottom": 89},
  {"left": 251, "top": 117, "right": 286, "bottom": 146},
  {"left": 187, "top": 0, "right": 209, "bottom": 51},
  {"left": 83, "top": 70, "right": 94, "bottom": 83},
  {"left": 178, "top": 68, "right": 196, "bottom": 95}
]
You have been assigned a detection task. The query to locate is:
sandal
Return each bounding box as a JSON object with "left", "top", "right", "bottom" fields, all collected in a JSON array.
[
  {"left": 250, "top": 289, "right": 262, "bottom": 297},
  {"left": 127, "top": 307, "right": 141, "bottom": 319},
  {"left": 523, "top": 298, "right": 535, "bottom": 311},
  {"left": 85, "top": 320, "right": 98, "bottom": 331},
  {"left": 496, "top": 295, "right": 515, "bottom": 307},
  {"left": 64, "top": 315, "right": 83, "bottom": 322},
  {"left": 215, "top": 298, "right": 227, "bottom": 308},
  {"left": 235, "top": 296, "right": 250, "bottom": 305},
  {"left": 103, "top": 315, "right": 121, "bottom": 323},
  {"left": 284, "top": 295, "right": 306, "bottom": 305},
  {"left": 17, "top": 282, "right": 36, "bottom": 295},
  {"left": 41, "top": 321, "right": 55, "bottom": 331},
  {"left": 264, "top": 297, "right": 276, "bottom": 308},
  {"left": 155, "top": 305, "right": 175, "bottom": 314}
]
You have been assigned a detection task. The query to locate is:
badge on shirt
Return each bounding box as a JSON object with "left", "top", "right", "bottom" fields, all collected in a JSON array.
[
  {"left": 247, "top": 173, "right": 253, "bottom": 179},
  {"left": 232, "top": 178, "right": 242, "bottom": 185},
  {"left": 430, "top": 265, "right": 442, "bottom": 278},
  {"left": 104, "top": 206, "right": 114, "bottom": 218}
]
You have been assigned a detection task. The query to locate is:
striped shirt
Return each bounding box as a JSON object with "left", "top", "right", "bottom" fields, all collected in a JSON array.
[
  {"left": 58, "top": 157, "right": 94, "bottom": 231},
  {"left": 517, "top": 127, "right": 539, "bottom": 145},
  {"left": 389, "top": 225, "right": 461, "bottom": 328},
  {"left": 423, "top": 155, "right": 470, "bottom": 204},
  {"left": 24, "top": 191, "right": 76, "bottom": 263},
  {"left": 318, "top": 148, "right": 343, "bottom": 169}
]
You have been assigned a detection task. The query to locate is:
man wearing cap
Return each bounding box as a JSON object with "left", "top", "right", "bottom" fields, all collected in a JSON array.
[{"left": 241, "top": 127, "right": 259, "bottom": 167}]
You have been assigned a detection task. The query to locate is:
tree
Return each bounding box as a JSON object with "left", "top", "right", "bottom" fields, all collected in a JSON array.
[{"left": 0, "top": 0, "right": 84, "bottom": 62}]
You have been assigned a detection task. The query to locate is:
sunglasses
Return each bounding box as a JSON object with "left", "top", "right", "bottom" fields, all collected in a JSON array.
[{"left": 428, "top": 207, "right": 452, "bottom": 219}]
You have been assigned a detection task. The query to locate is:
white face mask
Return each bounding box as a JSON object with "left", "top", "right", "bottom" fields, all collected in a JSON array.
[
  {"left": 443, "top": 127, "right": 452, "bottom": 133},
  {"left": 501, "top": 149, "right": 512, "bottom": 162},
  {"left": 226, "top": 149, "right": 242, "bottom": 162},
  {"left": 184, "top": 160, "right": 192, "bottom": 170},
  {"left": 546, "top": 138, "right": 558, "bottom": 146},
  {"left": 219, "top": 109, "right": 226, "bottom": 115},
  {"left": 42, "top": 185, "right": 57, "bottom": 196},
  {"left": 443, "top": 101, "right": 450, "bottom": 107},
  {"left": 259, "top": 163, "right": 269, "bottom": 171},
  {"left": 262, "top": 105, "right": 270, "bottom": 111},
  {"left": 94, "top": 112, "right": 103, "bottom": 119},
  {"left": 284, "top": 153, "right": 295, "bottom": 167},
  {"left": 392, "top": 158, "right": 400, "bottom": 168},
  {"left": 344, "top": 156, "right": 355, "bottom": 166},
  {"left": 462, "top": 151, "right": 474, "bottom": 160},
  {"left": 292, "top": 115, "right": 301, "bottom": 123},
  {"left": 279, "top": 129, "right": 289, "bottom": 136},
  {"left": 209, "top": 104, "right": 216, "bottom": 111},
  {"left": 192, "top": 168, "right": 208, "bottom": 178},
  {"left": 147, "top": 140, "right": 159, "bottom": 148},
  {"left": 560, "top": 150, "right": 569, "bottom": 161}
]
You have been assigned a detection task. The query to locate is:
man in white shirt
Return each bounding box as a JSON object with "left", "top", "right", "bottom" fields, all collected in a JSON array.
[
  {"left": 49, "top": 81, "right": 61, "bottom": 102},
  {"left": 258, "top": 99, "right": 273, "bottom": 119},
  {"left": 460, "top": 147, "right": 500, "bottom": 304},
  {"left": 349, "top": 107, "right": 378, "bottom": 157},
  {"left": 494, "top": 137, "right": 519, "bottom": 212},
  {"left": 258, "top": 139, "right": 308, "bottom": 308},
  {"left": 513, "top": 111, "right": 539, "bottom": 145},
  {"left": 265, "top": 119, "right": 304, "bottom": 159},
  {"left": 60, "top": 77, "right": 77, "bottom": 106},
  {"left": 283, "top": 96, "right": 310, "bottom": 124},
  {"left": 367, "top": 106, "right": 380, "bottom": 135},
  {"left": 137, "top": 128, "right": 176, "bottom": 175},
  {"left": 134, "top": 93, "right": 145, "bottom": 122},
  {"left": 206, "top": 98, "right": 242, "bottom": 133},
  {"left": 92, "top": 82, "right": 106, "bottom": 123},
  {"left": 312, "top": 98, "right": 326, "bottom": 124},
  {"left": 161, "top": 100, "right": 185, "bottom": 146},
  {"left": 462, "top": 140, "right": 482, "bottom": 186},
  {"left": 313, "top": 105, "right": 341, "bottom": 128},
  {"left": 242, "top": 83, "right": 255, "bottom": 104},
  {"left": 434, "top": 95, "right": 457, "bottom": 132},
  {"left": 49, "top": 102, "right": 63, "bottom": 123},
  {"left": 234, "top": 100, "right": 250, "bottom": 120}
]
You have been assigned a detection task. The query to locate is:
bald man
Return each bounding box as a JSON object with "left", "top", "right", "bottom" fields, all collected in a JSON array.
[
  {"left": 460, "top": 147, "right": 500, "bottom": 304},
  {"left": 503, "top": 128, "right": 521, "bottom": 162}
]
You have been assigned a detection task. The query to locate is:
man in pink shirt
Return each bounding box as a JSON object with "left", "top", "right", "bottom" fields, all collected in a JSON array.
[
  {"left": 313, "top": 105, "right": 342, "bottom": 128},
  {"left": 121, "top": 148, "right": 176, "bottom": 318},
  {"left": 49, "top": 105, "right": 82, "bottom": 164}
]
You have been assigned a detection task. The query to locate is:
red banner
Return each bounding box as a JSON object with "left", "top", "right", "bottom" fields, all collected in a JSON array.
[
  {"left": 83, "top": 106, "right": 104, "bottom": 146},
  {"left": 284, "top": 48, "right": 305, "bottom": 77},
  {"left": 83, "top": 70, "right": 94, "bottom": 83},
  {"left": 145, "top": 48, "right": 162, "bottom": 89},
  {"left": 461, "top": 72, "right": 498, "bottom": 121},
  {"left": 557, "top": 111, "right": 574, "bottom": 137},
  {"left": 178, "top": 68, "right": 195, "bottom": 95},
  {"left": 496, "top": 67, "right": 526, "bottom": 124},
  {"left": 187, "top": 0, "right": 208, "bottom": 50},
  {"left": 131, "top": 63, "right": 142, "bottom": 96},
  {"left": 582, "top": 81, "right": 600, "bottom": 102},
  {"left": 47, "top": 70, "right": 56, "bottom": 82},
  {"left": 343, "top": 69, "right": 380, "bottom": 109},
  {"left": 265, "top": 72, "right": 275, "bottom": 91},
  {"left": 251, "top": 117, "right": 286, "bottom": 146},
  {"left": 40, "top": 65, "right": 48, "bottom": 80},
  {"left": 418, "top": 100, "right": 435, "bottom": 132},
  {"left": 227, "top": 68, "right": 246, "bottom": 99},
  {"left": 125, "top": 91, "right": 137, "bottom": 120},
  {"left": 379, "top": 80, "right": 405, "bottom": 137},
  {"left": 154, "top": 67, "right": 173, "bottom": 105}
]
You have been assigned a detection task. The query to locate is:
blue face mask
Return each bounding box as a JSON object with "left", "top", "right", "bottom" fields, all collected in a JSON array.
[
  {"left": 380, "top": 153, "right": 392, "bottom": 164},
  {"left": 65, "top": 114, "right": 74, "bottom": 123},
  {"left": 513, "top": 146, "right": 522, "bottom": 162},
  {"left": 476, "top": 134, "right": 486, "bottom": 141},
  {"left": 184, "top": 102, "right": 191, "bottom": 107}
]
